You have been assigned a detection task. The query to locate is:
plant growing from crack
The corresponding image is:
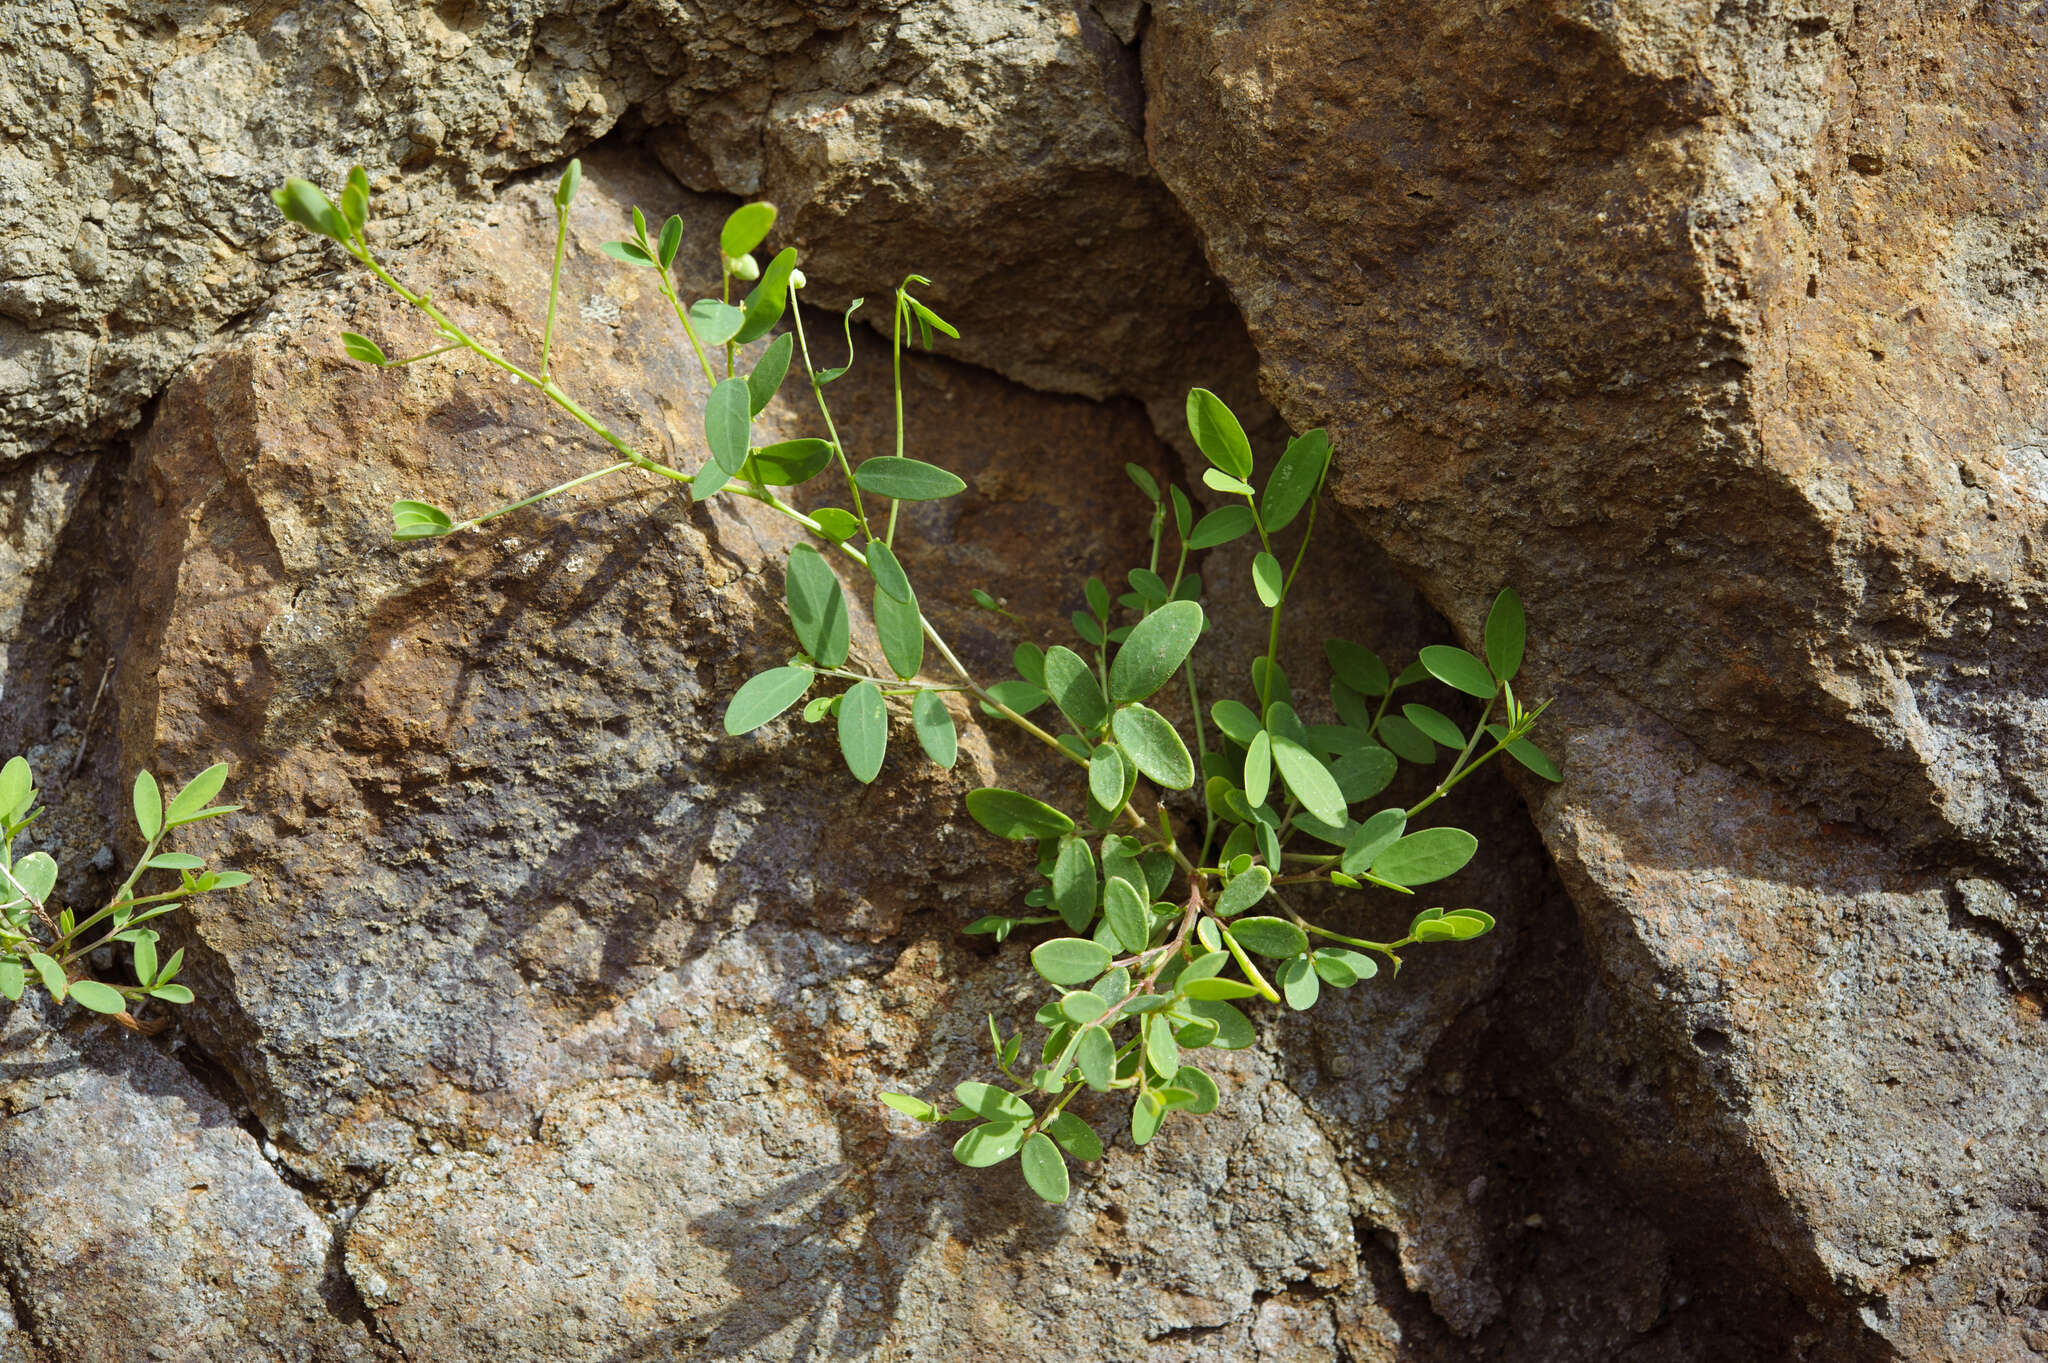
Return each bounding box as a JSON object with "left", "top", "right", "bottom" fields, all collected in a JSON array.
[
  {"left": 273, "top": 161, "right": 1561, "bottom": 1206},
  {"left": 0, "top": 756, "right": 245, "bottom": 1029}
]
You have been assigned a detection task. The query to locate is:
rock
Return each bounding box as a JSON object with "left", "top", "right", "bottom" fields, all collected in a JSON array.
[
  {"left": 0, "top": 1001, "right": 380, "bottom": 1362},
  {"left": 1, "top": 0, "right": 1229, "bottom": 466},
  {"left": 1145, "top": 1, "right": 2048, "bottom": 1355},
  {"left": 646, "top": 0, "right": 1248, "bottom": 403}
]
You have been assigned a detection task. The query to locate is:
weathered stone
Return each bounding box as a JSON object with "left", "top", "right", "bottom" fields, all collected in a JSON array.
[
  {"left": 0, "top": 1001, "right": 380, "bottom": 1362},
  {"left": 1, "top": 0, "right": 1224, "bottom": 465},
  {"left": 1146, "top": 1, "right": 2048, "bottom": 1355}
]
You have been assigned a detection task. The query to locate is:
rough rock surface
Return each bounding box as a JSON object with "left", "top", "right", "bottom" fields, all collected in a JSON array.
[
  {"left": 0, "top": 0, "right": 1219, "bottom": 464},
  {"left": 1146, "top": 1, "right": 2048, "bottom": 1357}
]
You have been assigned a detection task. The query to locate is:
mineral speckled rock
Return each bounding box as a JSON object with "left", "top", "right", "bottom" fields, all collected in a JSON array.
[
  {"left": 1146, "top": 1, "right": 2048, "bottom": 1356},
  {"left": 0, "top": 0, "right": 1223, "bottom": 464}
]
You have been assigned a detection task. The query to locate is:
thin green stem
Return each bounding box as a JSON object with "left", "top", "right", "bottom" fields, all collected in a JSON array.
[
  {"left": 452, "top": 460, "right": 636, "bottom": 532},
  {"left": 789, "top": 302, "right": 872, "bottom": 535},
  {"left": 540, "top": 206, "right": 568, "bottom": 380}
]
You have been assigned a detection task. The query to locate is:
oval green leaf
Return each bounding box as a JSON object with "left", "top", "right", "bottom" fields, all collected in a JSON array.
[
  {"left": 734, "top": 247, "right": 799, "bottom": 344},
  {"left": 1052, "top": 836, "right": 1098, "bottom": 934},
  {"left": 1281, "top": 956, "right": 1320, "bottom": 1011},
  {"left": 1228, "top": 916, "right": 1309, "bottom": 958},
  {"left": 166, "top": 764, "right": 229, "bottom": 825},
  {"left": 1341, "top": 807, "right": 1408, "bottom": 875},
  {"left": 705, "top": 377, "right": 754, "bottom": 475},
  {"left": 1109, "top": 600, "right": 1204, "bottom": 703},
  {"left": 1104, "top": 876, "right": 1149, "bottom": 954},
  {"left": 1419, "top": 644, "right": 1495, "bottom": 699},
  {"left": 1020, "top": 1132, "right": 1069, "bottom": 1204},
  {"left": 785, "top": 544, "right": 850, "bottom": 667},
  {"left": 1243, "top": 729, "right": 1272, "bottom": 808},
  {"left": 1047, "top": 1111, "right": 1104, "bottom": 1162},
  {"left": 1077, "top": 1026, "right": 1115, "bottom": 1091},
  {"left": 721, "top": 201, "right": 778, "bottom": 258},
  {"left": 1187, "top": 505, "right": 1256, "bottom": 550},
  {"left": 1111, "top": 704, "right": 1196, "bottom": 790},
  {"left": 836, "top": 681, "right": 888, "bottom": 783},
  {"left": 954, "top": 1081, "right": 1032, "bottom": 1121},
  {"left": 1402, "top": 703, "right": 1466, "bottom": 751},
  {"left": 953, "top": 1120, "right": 1027, "bottom": 1168},
  {"left": 911, "top": 690, "right": 957, "bottom": 769},
  {"left": 1270, "top": 736, "right": 1346, "bottom": 827},
  {"left": 723, "top": 666, "right": 814, "bottom": 735},
  {"left": 747, "top": 332, "right": 794, "bottom": 415},
  {"left": 1030, "top": 937, "right": 1112, "bottom": 987},
  {"left": 1214, "top": 865, "right": 1272, "bottom": 919},
  {"left": 741, "top": 439, "right": 833, "bottom": 487},
  {"left": 67, "top": 980, "right": 127, "bottom": 1015},
  {"left": 1485, "top": 588, "right": 1526, "bottom": 681},
  {"left": 865, "top": 539, "right": 913, "bottom": 603},
  {"left": 1088, "top": 745, "right": 1125, "bottom": 812},
  {"left": 1044, "top": 646, "right": 1108, "bottom": 731},
  {"left": 965, "top": 788, "right": 1074, "bottom": 841},
  {"left": 1371, "top": 826, "right": 1479, "bottom": 887},
  {"left": 852, "top": 456, "right": 967, "bottom": 502},
  {"left": 131, "top": 771, "right": 163, "bottom": 840},
  {"left": 1186, "top": 387, "right": 1253, "bottom": 479},
  {"left": 874, "top": 585, "right": 924, "bottom": 680},
  {"left": 1262, "top": 429, "right": 1330, "bottom": 532}
]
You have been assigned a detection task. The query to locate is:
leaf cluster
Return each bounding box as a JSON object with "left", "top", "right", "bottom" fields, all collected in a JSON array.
[{"left": 1, "top": 757, "right": 247, "bottom": 1025}]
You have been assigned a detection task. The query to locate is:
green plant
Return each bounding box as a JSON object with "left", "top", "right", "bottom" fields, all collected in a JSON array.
[
  {"left": 0, "top": 757, "right": 244, "bottom": 1029},
  {"left": 273, "top": 163, "right": 1559, "bottom": 1205}
]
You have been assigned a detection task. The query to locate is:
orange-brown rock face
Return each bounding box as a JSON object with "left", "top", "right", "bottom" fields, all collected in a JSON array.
[{"left": 1147, "top": 2, "right": 2048, "bottom": 1357}]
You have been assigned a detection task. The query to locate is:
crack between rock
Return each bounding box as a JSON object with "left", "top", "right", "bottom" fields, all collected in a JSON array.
[{"left": 0, "top": 1251, "right": 50, "bottom": 1361}]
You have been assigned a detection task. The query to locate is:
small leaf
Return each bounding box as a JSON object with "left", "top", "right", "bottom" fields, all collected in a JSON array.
[
  {"left": 953, "top": 1121, "right": 1028, "bottom": 1167},
  {"left": 735, "top": 247, "right": 800, "bottom": 344},
  {"left": 1402, "top": 704, "right": 1467, "bottom": 751},
  {"left": 554, "top": 158, "right": 581, "bottom": 209},
  {"left": 1059, "top": 990, "right": 1109, "bottom": 1025},
  {"left": 1145, "top": 1012, "right": 1179, "bottom": 1077},
  {"left": 132, "top": 770, "right": 163, "bottom": 840},
  {"left": 599, "top": 239, "right": 656, "bottom": 267},
  {"left": 392, "top": 501, "right": 454, "bottom": 540},
  {"left": 1125, "top": 463, "right": 1161, "bottom": 502},
  {"left": 1202, "top": 468, "right": 1254, "bottom": 497},
  {"left": 741, "top": 439, "right": 833, "bottom": 487},
  {"left": 166, "top": 764, "right": 229, "bottom": 825},
  {"left": 1341, "top": 808, "right": 1408, "bottom": 874},
  {"left": 1087, "top": 745, "right": 1125, "bottom": 812},
  {"left": 1181, "top": 977, "right": 1261, "bottom": 1000},
  {"left": 747, "top": 333, "right": 794, "bottom": 415},
  {"left": 1186, "top": 388, "right": 1254, "bottom": 479},
  {"left": 785, "top": 544, "right": 850, "bottom": 667},
  {"left": 721, "top": 202, "right": 778, "bottom": 258},
  {"left": 1372, "top": 827, "right": 1479, "bottom": 887},
  {"left": 982, "top": 681, "right": 1048, "bottom": 715},
  {"left": 1209, "top": 700, "right": 1261, "bottom": 746},
  {"left": 1031, "top": 937, "right": 1112, "bottom": 987},
  {"left": 865, "top": 539, "right": 914, "bottom": 603},
  {"left": 28, "top": 952, "right": 64, "bottom": 1002},
  {"left": 1044, "top": 647, "right": 1108, "bottom": 731},
  {"left": 1111, "top": 705, "right": 1196, "bottom": 790},
  {"left": 1487, "top": 727, "right": 1563, "bottom": 781},
  {"left": 1281, "top": 956, "right": 1320, "bottom": 1011},
  {"left": 954, "top": 1081, "right": 1032, "bottom": 1121},
  {"left": 880, "top": 1092, "right": 939, "bottom": 1122},
  {"left": 1331, "top": 745, "right": 1398, "bottom": 803},
  {"left": 899, "top": 692, "right": 953, "bottom": 771},
  {"left": 271, "top": 178, "right": 347, "bottom": 240},
  {"left": 0, "top": 961, "right": 21, "bottom": 1001},
  {"left": 132, "top": 933, "right": 157, "bottom": 986},
  {"left": 1251, "top": 552, "right": 1284, "bottom": 608},
  {"left": 688, "top": 299, "right": 746, "bottom": 347},
  {"left": 1052, "top": 837, "right": 1098, "bottom": 934},
  {"left": 874, "top": 584, "right": 924, "bottom": 680},
  {"left": 1243, "top": 729, "right": 1272, "bottom": 808},
  {"left": 1485, "top": 588, "right": 1526, "bottom": 681},
  {"left": 1228, "top": 916, "right": 1309, "bottom": 958},
  {"left": 1184, "top": 997, "right": 1256, "bottom": 1049},
  {"left": 811, "top": 507, "right": 860, "bottom": 543},
  {"left": 340, "top": 332, "right": 387, "bottom": 365},
  {"left": 1377, "top": 715, "right": 1437, "bottom": 764},
  {"left": 837, "top": 681, "right": 888, "bottom": 784},
  {"left": 657, "top": 214, "right": 684, "bottom": 269},
  {"left": 1076, "top": 1026, "right": 1115, "bottom": 1091},
  {"left": 1419, "top": 645, "right": 1496, "bottom": 699},
  {"left": 1020, "top": 1133, "right": 1069, "bottom": 1203},
  {"left": 9, "top": 851, "right": 57, "bottom": 906},
  {"left": 705, "top": 377, "right": 755, "bottom": 475},
  {"left": 1326, "top": 640, "right": 1391, "bottom": 697},
  {"left": 723, "top": 667, "right": 814, "bottom": 735},
  {"left": 0, "top": 755, "right": 32, "bottom": 821},
  {"left": 1271, "top": 736, "right": 1346, "bottom": 826},
  {"left": 67, "top": 980, "right": 127, "bottom": 1014},
  {"left": 1103, "top": 877, "right": 1149, "bottom": 953},
  {"left": 1262, "top": 429, "right": 1330, "bottom": 532},
  {"left": 1047, "top": 1111, "right": 1104, "bottom": 1162},
  {"left": 148, "top": 984, "right": 196, "bottom": 1005},
  {"left": 1109, "top": 601, "right": 1204, "bottom": 703},
  {"left": 1215, "top": 865, "right": 1272, "bottom": 918},
  {"left": 966, "top": 788, "right": 1075, "bottom": 841},
  {"left": 1187, "top": 505, "right": 1256, "bottom": 550},
  {"left": 853, "top": 457, "right": 966, "bottom": 502},
  {"left": 1130, "top": 1091, "right": 1164, "bottom": 1146}
]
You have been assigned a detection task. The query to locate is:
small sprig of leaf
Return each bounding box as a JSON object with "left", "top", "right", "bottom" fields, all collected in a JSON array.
[{"left": 0, "top": 756, "right": 247, "bottom": 1028}]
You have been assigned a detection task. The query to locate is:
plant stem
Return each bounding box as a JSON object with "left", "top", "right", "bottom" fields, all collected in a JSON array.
[{"left": 540, "top": 204, "right": 568, "bottom": 380}]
